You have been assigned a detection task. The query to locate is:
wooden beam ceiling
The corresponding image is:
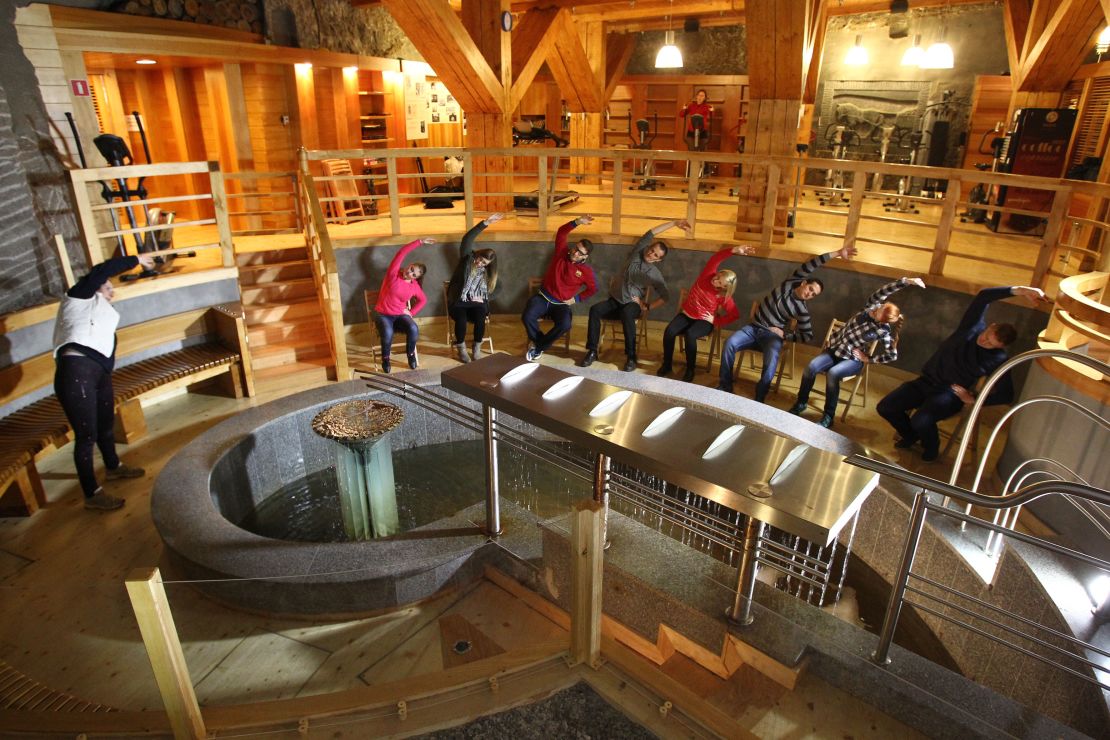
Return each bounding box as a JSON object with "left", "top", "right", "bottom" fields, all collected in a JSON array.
[
  {"left": 1019, "top": 0, "right": 1105, "bottom": 90},
  {"left": 379, "top": 0, "right": 504, "bottom": 113},
  {"left": 546, "top": 8, "right": 604, "bottom": 111},
  {"left": 509, "top": 7, "right": 566, "bottom": 110}
]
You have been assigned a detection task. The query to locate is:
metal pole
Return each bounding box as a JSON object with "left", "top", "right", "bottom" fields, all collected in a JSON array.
[
  {"left": 593, "top": 453, "right": 611, "bottom": 548},
  {"left": 872, "top": 489, "right": 929, "bottom": 665},
  {"left": 728, "top": 516, "right": 766, "bottom": 626},
  {"left": 484, "top": 406, "right": 502, "bottom": 536}
]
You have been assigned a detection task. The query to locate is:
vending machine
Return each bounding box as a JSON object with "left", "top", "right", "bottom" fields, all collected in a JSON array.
[{"left": 988, "top": 108, "right": 1077, "bottom": 235}]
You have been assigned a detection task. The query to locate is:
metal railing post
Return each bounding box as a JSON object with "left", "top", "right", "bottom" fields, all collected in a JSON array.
[
  {"left": 728, "top": 516, "right": 766, "bottom": 625},
  {"left": 872, "top": 489, "right": 929, "bottom": 665},
  {"left": 593, "top": 453, "right": 611, "bottom": 548},
  {"left": 484, "top": 406, "right": 502, "bottom": 536}
]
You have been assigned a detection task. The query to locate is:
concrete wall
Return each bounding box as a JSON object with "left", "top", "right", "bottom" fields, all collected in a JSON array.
[{"left": 335, "top": 239, "right": 1048, "bottom": 376}]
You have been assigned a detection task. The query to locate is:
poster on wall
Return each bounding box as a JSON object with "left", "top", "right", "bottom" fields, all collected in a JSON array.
[
  {"left": 428, "top": 80, "right": 462, "bottom": 126},
  {"left": 404, "top": 72, "right": 429, "bottom": 140}
]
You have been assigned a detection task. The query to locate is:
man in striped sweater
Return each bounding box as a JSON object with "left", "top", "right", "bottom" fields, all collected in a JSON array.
[{"left": 716, "top": 244, "right": 857, "bottom": 400}]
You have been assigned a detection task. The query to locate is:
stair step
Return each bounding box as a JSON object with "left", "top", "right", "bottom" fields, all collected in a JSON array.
[
  {"left": 236, "top": 248, "right": 310, "bottom": 266},
  {"left": 240, "top": 278, "right": 317, "bottom": 303},
  {"left": 244, "top": 299, "right": 321, "bottom": 324},
  {"left": 254, "top": 360, "right": 333, "bottom": 381},
  {"left": 238, "top": 261, "right": 313, "bottom": 285},
  {"left": 248, "top": 318, "right": 326, "bottom": 345},
  {"left": 251, "top": 341, "right": 332, "bottom": 370}
]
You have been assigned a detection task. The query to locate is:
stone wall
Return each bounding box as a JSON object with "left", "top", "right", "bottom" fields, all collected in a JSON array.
[
  {"left": 626, "top": 25, "right": 745, "bottom": 76},
  {"left": 262, "top": 0, "right": 419, "bottom": 59},
  {"left": 0, "top": 0, "right": 84, "bottom": 316}
]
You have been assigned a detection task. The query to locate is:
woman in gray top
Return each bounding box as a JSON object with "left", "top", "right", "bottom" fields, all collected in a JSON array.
[
  {"left": 446, "top": 213, "right": 503, "bottom": 362},
  {"left": 578, "top": 219, "right": 688, "bottom": 371}
]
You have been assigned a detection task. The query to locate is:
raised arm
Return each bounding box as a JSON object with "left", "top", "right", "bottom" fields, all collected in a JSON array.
[
  {"left": 68, "top": 256, "right": 141, "bottom": 299},
  {"left": 956, "top": 286, "right": 1022, "bottom": 334},
  {"left": 553, "top": 217, "right": 584, "bottom": 258},
  {"left": 459, "top": 214, "right": 499, "bottom": 258},
  {"left": 631, "top": 219, "right": 690, "bottom": 257},
  {"left": 698, "top": 245, "right": 750, "bottom": 282},
  {"left": 388, "top": 238, "right": 425, "bottom": 275},
  {"left": 864, "top": 277, "right": 924, "bottom": 309}
]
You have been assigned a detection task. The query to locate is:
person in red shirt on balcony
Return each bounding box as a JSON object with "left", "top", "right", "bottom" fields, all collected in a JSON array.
[
  {"left": 521, "top": 215, "right": 598, "bottom": 362},
  {"left": 680, "top": 89, "right": 713, "bottom": 152}
]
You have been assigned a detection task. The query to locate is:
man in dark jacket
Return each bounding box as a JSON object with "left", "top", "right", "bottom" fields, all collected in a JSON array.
[{"left": 877, "top": 285, "right": 1045, "bottom": 461}]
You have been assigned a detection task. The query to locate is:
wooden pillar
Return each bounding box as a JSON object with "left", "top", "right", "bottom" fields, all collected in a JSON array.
[
  {"left": 125, "top": 567, "right": 205, "bottom": 740},
  {"left": 569, "top": 499, "right": 604, "bottom": 668},
  {"left": 735, "top": 100, "right": 799, "bottom": 241},
  {"left": 570, "top": 21, "right": 603, "bottom": 185},
  {"left": 463, "top": 0, "right": 514, "bottom": 212}
]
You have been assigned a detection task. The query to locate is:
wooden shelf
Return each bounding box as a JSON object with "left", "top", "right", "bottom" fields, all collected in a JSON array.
[
  {"left": 359, "top": 91, "right": 387, "bottom": 97},
  {"left": 361, "top": 138, "right": 394, "bottom": 144},
  {"left": 360, "top": 114, "right": 392, "bottom": 120}
]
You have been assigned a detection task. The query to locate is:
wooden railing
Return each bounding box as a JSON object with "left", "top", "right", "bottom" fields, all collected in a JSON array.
[{"left": 301, "top": 147, "right": 1110, "bottom": 297}]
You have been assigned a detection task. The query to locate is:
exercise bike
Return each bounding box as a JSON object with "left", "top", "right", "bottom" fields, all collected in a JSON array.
[
  {"left": 818, "top": 125, "right": 858, "bottom": 207},
  {"left": 682, "top": 113, "right": 713, "bottom": 194},
  {"left": 884, "top": 130, "right": 922, "bottom": 214},
  {"left": 628, "top": 113, "right": 661, "bottom": 191},
  {"left": 960, "top": 125, "right": 1004, "bottom": 224}
]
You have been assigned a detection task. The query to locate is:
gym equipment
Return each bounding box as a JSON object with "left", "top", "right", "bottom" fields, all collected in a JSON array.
[
  {"left": 869, "top": 125, "right": 896, "bottom": 194},
  {"left": 65, "top": 110, "right": 193, "bottom": 280},
  {"left": 512, "top": 119, "right": 579, "bottom": 213},
  {"left": 682, "top": 113, "right": 712, "bottom": 194},
  {"left": 884, "top": 129, "right": 922, "bottom": 214},
  {"left": 818, "top": 125, "right": 857, "bottom": 207},
  {"left": 628, "top": 113, "right": 661, "bottom": 191},
  {"left": 415, "top": 156, "right": 463, "bottom": 210},
  {"left": 960, "top": 125, "right": 1004, "bottom": 224}
]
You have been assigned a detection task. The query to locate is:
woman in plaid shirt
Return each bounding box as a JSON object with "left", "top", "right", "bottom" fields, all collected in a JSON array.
[{"left": 789, "top": 276, "right": 925, "bottom": 428}]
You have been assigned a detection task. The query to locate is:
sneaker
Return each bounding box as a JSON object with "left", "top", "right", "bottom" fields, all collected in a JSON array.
[
  {"left": 407, "top": 353, "right": 419, "bottom": 370},
  {"left": 622, "top": 357, "right": 637, "bottom": 372},
  {"left": 84, "top": 489, "right": 124, "bottom": 511},
  {"left": 894, "top": 436, "right": 917, "bottom": 450},
  {"left": 471, "top": 342, "right": 483, "bottom": 361},
  {"left": 656, "top": 365, "right": 673, "bottom": 377},
  {"left": 818, "top": 414, "right": 834, "bottom": 429},
  {"left": 921, "top": 448, "right": 940, "bottom": 462},
  {"left": 106, "top": 463, "right": 145, "bottom": 480},
  {"left": 525, "top": 347, "right": 543, "bottom": 362},
  {"left": 788, "top": 402, "right": 807, "bottom": 415},
  {"left": 382, "top": 357, "right": 391, "bottom": 373},
  {"left": 578, "top": 350, "right": 597, "bottom": 368},
  {"left": 454, "top": 343, "right": 471, "bottom": 363}
]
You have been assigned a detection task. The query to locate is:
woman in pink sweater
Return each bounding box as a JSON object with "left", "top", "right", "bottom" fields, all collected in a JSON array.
[
  {"left": 373, "top": 237, "right": 435, "bottom": 372},
  {"left": 657, "top": 245, "right": 752, "bottom": 382}
]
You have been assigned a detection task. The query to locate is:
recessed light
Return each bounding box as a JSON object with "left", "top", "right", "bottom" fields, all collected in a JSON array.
[{"left": 136, "top": 59, "right": 156, "bottom": 65}]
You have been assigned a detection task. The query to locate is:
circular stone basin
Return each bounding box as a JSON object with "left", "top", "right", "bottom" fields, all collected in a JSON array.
[{"left": 152, "top": 377, "right": 499, "bottom": 616}]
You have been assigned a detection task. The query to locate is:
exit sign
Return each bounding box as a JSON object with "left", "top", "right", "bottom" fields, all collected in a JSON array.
[{"left": 70, "top": 79, "right": 89, "bottom": 97}]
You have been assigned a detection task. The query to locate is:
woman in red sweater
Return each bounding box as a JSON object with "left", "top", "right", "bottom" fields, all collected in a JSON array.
[
  {"left": 680, "top": 89, "right": 713, "bottom": 151},
  {"left": 373, "top": 237, "right": 435, "bottom": 372},
  {"left": 657, "top": 245, "right": 752, "bottom": 382}
]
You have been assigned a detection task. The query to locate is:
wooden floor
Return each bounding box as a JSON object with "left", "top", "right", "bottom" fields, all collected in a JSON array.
[{"left": 0, "top": 317, "right": 988, "bottom": 737}]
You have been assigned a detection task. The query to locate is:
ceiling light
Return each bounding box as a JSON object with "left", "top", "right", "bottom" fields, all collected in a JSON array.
[
  {"left": 655, "top": 0, "right": 683, "bottom": 69},
  {"left": 136, "top": 59, "right": 156, "bottom": 65},
  {"left": 901, "top": 35, "right": 924, "bottom": 66},
  {"left": 845, "top": 35, "right": 868, "bottom": 66},
  {"left": 921, "top": 37, "right": 954, "bottom": 69},
  {"left": 1097, "top": 26, "right": 1110, "bottom": 59}
]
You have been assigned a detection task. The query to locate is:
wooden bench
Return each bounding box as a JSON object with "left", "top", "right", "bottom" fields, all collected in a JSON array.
[{"left": 0, "top": 304, "right": 254, "bottom": 516}]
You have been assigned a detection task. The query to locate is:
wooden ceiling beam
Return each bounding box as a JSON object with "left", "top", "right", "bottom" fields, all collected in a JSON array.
[
  {"left": 1020, "top": 0, "right": 1056, "bottom": 69},
  {"left": 380, "top": 0, "right": 503, "bottom": 113},
  {"left": 1020, "top": 0, "right": 1104, "bottom": 90},
  {"left": 546, "top": 10, "right": 604, "bottom": 112},
  {"left": 744, "top": 0, "right": 805, "bottom": 100},
  {"left": 508, "top": 7, "right": 565, "bottom": 111},
  {"left": 603, "top": 32, "right": 636, "bottom": 101},
  {"left": 803, "top": 0, "right": 827, "bottom": 105},
  {"left": 1004, "top": 0, "right": 1032, "bottom": 86}
]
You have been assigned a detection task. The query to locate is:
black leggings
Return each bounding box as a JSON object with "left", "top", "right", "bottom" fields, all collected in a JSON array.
[
  {"left": 449, "top": 301, "right": 488, "bottom": 344},
  {"left": 54, "top": 355, "right": 120, "bottom": 497},
  {"left": 661, "top": 314, "right": 714, "bottom": 369}
]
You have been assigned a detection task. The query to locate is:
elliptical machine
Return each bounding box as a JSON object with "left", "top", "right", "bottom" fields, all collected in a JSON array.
[
  {"left": 884, "top": 129, "right": 922, "bottom": 214},
  {"left": 818, "top": 124, "right": 857, "bottom": 207},
  {"left": 628, "top": 113, "right": 661, "bottom": 191},
  {"left": 683, "top": 113, "right": 712, "bottom": 194}
]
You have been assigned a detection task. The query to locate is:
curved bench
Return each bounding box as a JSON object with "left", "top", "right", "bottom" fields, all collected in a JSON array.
[{"left": 0, "top": 304, "right": 253, "bottom": 515}]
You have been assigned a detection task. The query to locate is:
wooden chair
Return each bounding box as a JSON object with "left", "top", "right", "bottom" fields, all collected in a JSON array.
[
  {"left": 442, "top": 281, "right": 495, "bottom": 355},
  {"left": 733, "top": 300, "right": 797, "bottom": 393},
  {"left": 526, "top": 277, "right": 572, "bottom": 353},
  {"left": 806, "top": 318, "right": 874, "bottom": 422},
  {"left": 321, "top": 159, "right": 365, "bottom": 224},
  {"left": 364, "top": 289, "right": 419, "bottom": 370},
  {"left": 676, "top": 287, "right": 721, "bottom": 373},
  {"left": 601, "top": 287, "right": 652, "bottom": 353}
]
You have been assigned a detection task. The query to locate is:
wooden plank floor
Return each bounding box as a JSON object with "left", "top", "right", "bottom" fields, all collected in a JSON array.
[{"left": 0, "top": 319, "right": 988, "bottom": 737}]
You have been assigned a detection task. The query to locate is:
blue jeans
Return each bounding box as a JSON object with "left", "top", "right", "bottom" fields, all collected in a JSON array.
[
  {"left": 877, "top": 377, "right": 965, "bottom": 456},
  {"left": 796, "top": 351, "right": 863, "bottom": 419},
  {"left": 376, "top": 313, "right": 418, "bottom": 358},
  {"left": 521, "top": 294, "right": 572, "bottom": 352},
  {"left": 718, "top": 324, "right": 782, "bottom": 401}
]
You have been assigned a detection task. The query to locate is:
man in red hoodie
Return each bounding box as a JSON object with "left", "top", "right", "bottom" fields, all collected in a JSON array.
[{"left": 521, "top": 215, "right": 598, "bottom": 362}]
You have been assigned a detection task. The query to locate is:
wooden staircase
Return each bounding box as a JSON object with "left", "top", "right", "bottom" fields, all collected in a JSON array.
[{"left": 237, "top": 247, "right": 334, "bottom": 379}]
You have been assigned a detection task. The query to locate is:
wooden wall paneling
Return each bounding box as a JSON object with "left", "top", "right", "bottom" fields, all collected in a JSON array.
[
  {"left": 14, "top": 6, "right": 76, "bottom": 163},
  {"left": 132, "top": 68, "right": 194, "bottom": 224},
  {"left": 569, "top": 21, "right": 604, "bottom": 183},
  {"left": 962, "top": 75, "right": 1012, "bottom": 171},
  {"left": 169, "top": 67, "right": 213, "bottom": 220},
  {"left": 289, "top": 63, "right": 320, "bottom": 154},
  {"left": 59, "top": 51, "right": 101, "bottom": 165}
]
